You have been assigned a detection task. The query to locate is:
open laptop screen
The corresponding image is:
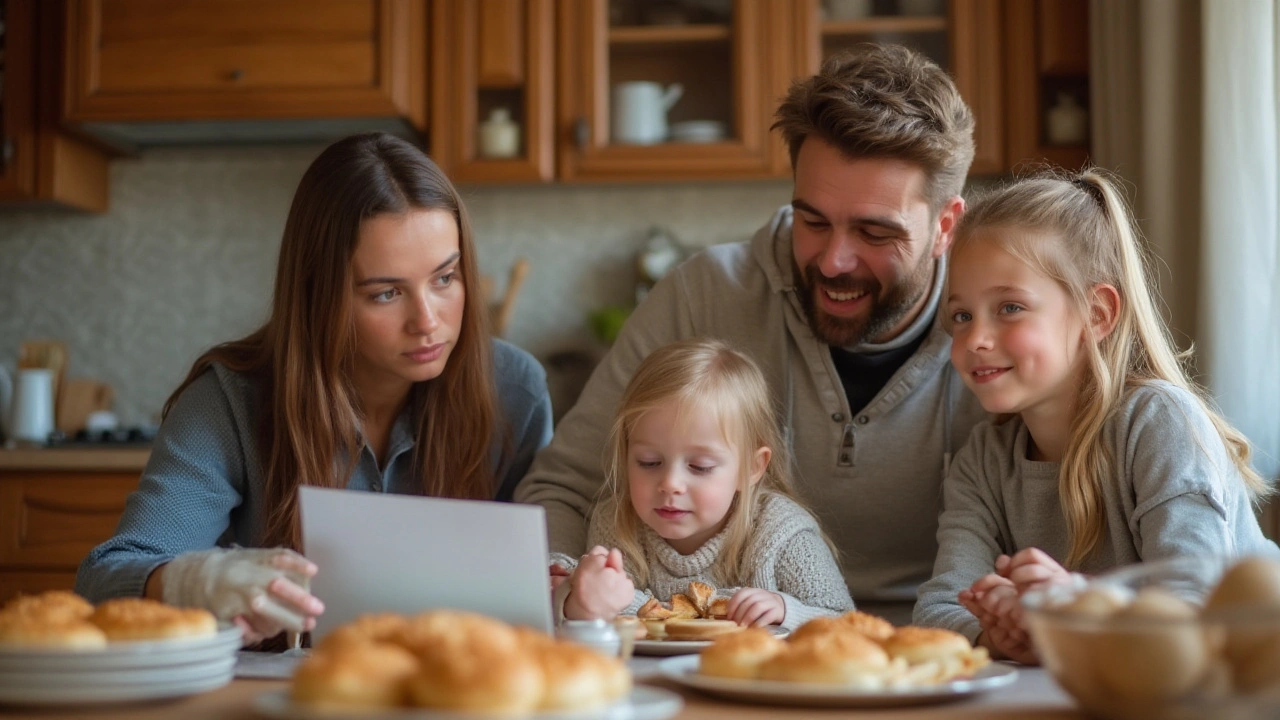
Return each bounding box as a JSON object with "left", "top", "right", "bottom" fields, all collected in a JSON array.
[{"left": 300, "top": 486, "right": 554, "bottom": 642}]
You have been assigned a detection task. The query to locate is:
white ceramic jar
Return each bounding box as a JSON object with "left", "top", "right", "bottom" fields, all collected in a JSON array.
[
  {"left": 556, "top": 619, "right": 621, "bottom": 658},
  {"left": 478, "top": 108, "right": 521, "bottom": 159}
]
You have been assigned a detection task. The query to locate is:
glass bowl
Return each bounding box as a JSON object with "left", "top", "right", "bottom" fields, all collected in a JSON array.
[{"left": 1022, "top": 555, "right": 1280, "bottom": 720}]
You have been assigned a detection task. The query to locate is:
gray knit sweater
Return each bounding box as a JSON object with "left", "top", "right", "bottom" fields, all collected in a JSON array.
[
  {"left": 579, "top": 492, "right": 854, "bottom": 630},
  {"left": 914, "top": 381, "right": 1279, "bottom": 641}
]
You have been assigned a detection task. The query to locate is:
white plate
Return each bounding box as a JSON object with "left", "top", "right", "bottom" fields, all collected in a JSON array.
[
  {"left": 633, "top": 625, "right": 788, "bottom": 656},
  {"left": 0, "top": 655, "right": 237, "bottom": 690},
  {"left": 253, "top": 685, "right": 684, "bottom": 720},
  {"left": 0, "top": 625, "right": 241, "bottom": 672},
  {"left": 657, "top": 655, "right": 1019, "bottom": 708},
  {"left": 0, "top": 664, "right": 234, "bottom": 705}
]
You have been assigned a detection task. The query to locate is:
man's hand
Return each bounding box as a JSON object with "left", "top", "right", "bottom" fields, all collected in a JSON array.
[
  {"left": 562, "top": 546, "right": 634, "bottom": 620},
  {"left": 726, "top": 588, "right": 785, "bottom": 627}
]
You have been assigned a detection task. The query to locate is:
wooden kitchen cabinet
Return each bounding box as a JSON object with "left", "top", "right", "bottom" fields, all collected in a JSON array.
[
  {"left": 793, "top": 0, "right": 1087, "bottom": 175},
  {"left": 0, "top": 468, "right": 139, "bottom": 603},
  {"left": 431, "top": 0, "right": 556, "bottom": 182},
  {"left": 62, "top": 0, "right": 427, "bottom": 139},
  {"left": 0, "top": 0, "right": 110, "bottom": 212},
  {"left": 555, "top": 0, "right": 791, "bottom": 182}
]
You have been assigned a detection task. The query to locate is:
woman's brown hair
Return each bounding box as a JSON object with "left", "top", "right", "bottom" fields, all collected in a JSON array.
[{"left": 164, "top": 132, "right": 499, "bottom": 548}]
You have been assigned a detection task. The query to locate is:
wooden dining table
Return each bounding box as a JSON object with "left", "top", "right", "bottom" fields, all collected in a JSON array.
[{"left": 2, "top": 656, "right": 1088, "bottom": 720}]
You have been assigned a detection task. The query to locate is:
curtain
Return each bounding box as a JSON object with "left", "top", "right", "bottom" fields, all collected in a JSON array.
[{"left": 1092, "top": 0, "right": 1280, "bottom": 488}]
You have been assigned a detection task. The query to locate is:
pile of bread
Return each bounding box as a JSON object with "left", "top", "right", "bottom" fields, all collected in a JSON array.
[
  {"left": 633, "top": 581, "right": 743, "bottom": 641},
  {"left": 699, "top": 611, "right": 989, "bottom": 689},
  {"left": 293, "top": 610, "right": 631, "bottom": 713},
  {"left": 0, "top": 591, "right": 217, "bottom": 650}
]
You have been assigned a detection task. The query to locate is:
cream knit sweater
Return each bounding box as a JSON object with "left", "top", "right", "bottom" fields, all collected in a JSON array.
[{"left": 580, "top": 492, "right": 854, "bottom": 630}]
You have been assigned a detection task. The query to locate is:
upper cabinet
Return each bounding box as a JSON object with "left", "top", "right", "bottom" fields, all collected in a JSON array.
[
  {"left": 0, "top": 0, "right": 110, "bottom": 211},
  {"left": 61, "top": 0, "right": 427, "bottom": 148},
  {"left": 555, "top": 0, "right": 789, "bottom": 181}
]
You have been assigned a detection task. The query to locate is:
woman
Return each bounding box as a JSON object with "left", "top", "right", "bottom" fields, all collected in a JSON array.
[{"left": 76, "top": 133, "right": 553, "bottom": 644}]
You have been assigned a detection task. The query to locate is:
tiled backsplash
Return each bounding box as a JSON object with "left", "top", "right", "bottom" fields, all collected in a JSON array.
[{"left": 0, "top": 146, "right": 791, "bottom": 425}]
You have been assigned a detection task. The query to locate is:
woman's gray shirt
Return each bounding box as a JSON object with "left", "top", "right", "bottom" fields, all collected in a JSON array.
[{"left": 76, "top": 339, "right": 553, "bottom": 602}]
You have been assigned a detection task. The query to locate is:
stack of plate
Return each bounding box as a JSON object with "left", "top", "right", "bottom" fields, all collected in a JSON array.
[{"left": 0, "top": 625, "right": 241, "bottom": 706}]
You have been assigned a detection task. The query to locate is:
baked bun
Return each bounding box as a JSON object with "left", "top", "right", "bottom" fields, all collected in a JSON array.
[
  {"left": 788, "top": 616, "right": 856, "bottom": 644},
  {"left": 708, "top": 597, "right": 729, "bottom": 620},
  {"left": 292, "top": 641, "right": 418, "bottom": 708},
  {"left": 664, "top": 618, "right": 743, "bottom": 641},
  {"left": 882, "top": 626, "right": 989, "bottom": 683},
  {"left": 0, "top": 613, "right": 107, "bottom": 650},
  {"left": 687, "top": 582, "right": 715, "bottom": 617},
  {"left": 398, "top": 610, "right": 521, "bottom": 657},
  {"left": 409, "top": 635, "right": 543, "bottom": 714},
  {"left": 2, "top": 591, "right": 94, "bottom": 623},
  {"left": 531, "top": 639, "right": 630, "bottom": 711},
  {"left": 839, "top": 611, "right": 896, "bottom": 643},
  {"left": 89, "top": 598, "right": 217, "bottom": 641},
  {"left": 760, "top": 631, "right": 896, "bottom": 688},
  {"left": 699, "top": 627, "right": 785, "bottom": 679},
  {"left": 316, "top": 612, "right": 409, "bottom": 652},
  {"left": 669, "top": 594, "right": 699, "bottom": 619}
]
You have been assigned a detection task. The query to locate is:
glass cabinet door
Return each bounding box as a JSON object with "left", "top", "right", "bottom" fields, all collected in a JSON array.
[
  {"left": 795, "top": 0, "right": 1005, "bottom": 174},
  {"left": 557, "top": 0, "right": 789, "bottom": 181}
]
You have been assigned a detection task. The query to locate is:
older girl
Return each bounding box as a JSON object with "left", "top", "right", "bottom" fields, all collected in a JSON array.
[
  {"left": 77, "top": 133, "right": 553, "bottom": 644},
  {"left": 561, "top": 338, "right": 853, "bottom": 630},
  {"left": 915, "top": 168, "right": 1276, "bottom": 663}
]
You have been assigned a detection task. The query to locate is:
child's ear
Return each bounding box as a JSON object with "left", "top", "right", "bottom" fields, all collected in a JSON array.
[
  {"left": 746, "top": 446, "right": 772, "bottom": 486},
  {"left": 1088, "top": 283, "right": 1121, "bottom": 340}
]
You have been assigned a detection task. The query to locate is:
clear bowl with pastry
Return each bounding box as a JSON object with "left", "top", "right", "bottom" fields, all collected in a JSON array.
[
  {"left": 1022, "top": 554, "right": 1280, "bottom": 720},
  {"left": 656, "top": 611, "right": 1016, "bottom": 707},
  {"left": 0, "top": 592, "right": 240, "bottom": 705}
]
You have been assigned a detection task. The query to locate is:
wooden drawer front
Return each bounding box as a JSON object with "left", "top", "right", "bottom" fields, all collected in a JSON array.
[
  {"left": 0, "top": 474, "right": 138, "bottom": 569},
  {"left": 93, "top": 0, "right": 377, "bottom": 93}
]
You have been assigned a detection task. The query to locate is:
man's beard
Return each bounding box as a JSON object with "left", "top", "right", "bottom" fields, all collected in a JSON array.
[{"left": 795, "top": 252, "right": 936, "bottom": 348}]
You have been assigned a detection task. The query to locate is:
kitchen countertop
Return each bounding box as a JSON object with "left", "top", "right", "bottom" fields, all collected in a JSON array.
[{"left": 0, "top": 446, "right": 150, "bottom": 471}]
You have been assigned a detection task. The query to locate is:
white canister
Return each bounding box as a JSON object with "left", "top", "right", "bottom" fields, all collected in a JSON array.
[
  {"left": 556, "top": 619, "right": 621, "bottom": 658},
  {"left": 478, "top": 107, "right": 521, "bottom": 159},
  {"left": 10, "top": 368, "right": 55, "bottom": 444},
  {"left": 611, "top": 81, "right": 684, "bottom": 145},
  {"left": 1046, "top": 93, "right": 1088, "bottom": 146}
]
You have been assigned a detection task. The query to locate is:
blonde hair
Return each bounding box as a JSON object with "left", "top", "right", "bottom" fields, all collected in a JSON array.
[
  {"left": 950, "top": 167, "right": 1270, "bottom": 567},
  {"left": 602, "top": 339, "right": 809, "bottom": 587}
]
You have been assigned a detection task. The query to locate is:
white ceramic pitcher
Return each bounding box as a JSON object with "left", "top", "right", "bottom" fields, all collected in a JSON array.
[
  {"left": 10, "top": 368, "right": 54, "bottom": 444},
  {"left": 611, "top": 81, "right": 684, "bottom": 145}
]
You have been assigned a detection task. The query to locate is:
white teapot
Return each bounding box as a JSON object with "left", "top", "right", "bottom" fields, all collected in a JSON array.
[{"left": 611, "top": 81, "right": 684, "bottom": 145}]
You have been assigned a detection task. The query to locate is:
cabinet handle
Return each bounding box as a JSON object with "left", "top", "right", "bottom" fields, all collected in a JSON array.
[
  {"left": 575, "top": 117, "right": 589, "bottom": 150},
  {"left": 229, "top": 68, "right": 245, "bottom": 82},
  {"left": 1, "top": 139, "right": 12, "bottom": 167}
]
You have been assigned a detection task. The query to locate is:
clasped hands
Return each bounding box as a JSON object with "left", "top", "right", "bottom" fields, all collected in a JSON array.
[
  {"left": 959, "top": 547, "right": 1076, "bottom": 665},
  {"left": 554, "top": 545, "right": 785, "bottom": 626}
]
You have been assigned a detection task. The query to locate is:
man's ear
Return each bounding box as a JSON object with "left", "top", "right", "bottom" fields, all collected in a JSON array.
[
  {"left": 747, "top": 446, "right": 772, "bottom": 486},
  {"left": 932, "top": 195, "right": 966, "bottom": 258},
  {"left": 1089, "top": 284, "right": 1122, "bottom": 341}
]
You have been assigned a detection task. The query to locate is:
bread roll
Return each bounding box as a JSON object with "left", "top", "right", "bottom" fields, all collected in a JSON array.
[
  {"left": 409, "top": 638, "right": 542, "bottom": 714},
  {"left": 839, "top": 611, "right": 895, "bottom": 643},
  {"left": 0, "top": 613, "right": 107, "bottom": 650},
  {"left": 89, "top": 598, "right": 217, "bottom": 641},
  {"left": 316, "top": 612, "right": 408, "bottom": 652},
  {"left": 531, "top": 640, "right": 630, "bottom": 711},
  {"left": 788, "top": 616, "right": 856, "bottom": 644},
  {"left": 760, "top": 631, "right": 894, "bottom": 688},
  {"left": 2, "top": 591, "right": 94, "bottom": 623},
  {"left": 664, "top": 618, "right": 743, "bottom": 641},
  {"left": 699, "top": 627, "right": 784, "bottom": 679},
  {"left": 292, "top": 641, "right": 418, "bottom": 708}
]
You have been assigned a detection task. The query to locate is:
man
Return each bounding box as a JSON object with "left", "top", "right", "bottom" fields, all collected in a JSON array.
[{"left": 516, "top": 44, "right": 988, "bottom": 625}]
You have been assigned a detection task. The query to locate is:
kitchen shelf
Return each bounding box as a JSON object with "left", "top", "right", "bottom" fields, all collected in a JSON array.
[
  {"left": 608, "top": 24, "right": 731, "bottom": 46},
  {"left": 822, "top": 16, "right": 947, "bottom": 36}
]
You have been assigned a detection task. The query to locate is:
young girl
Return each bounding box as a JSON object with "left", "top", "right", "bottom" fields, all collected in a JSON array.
[
  {"left": 560, "top": 338, "right": 854, "bottom": 630},
  {"left": 914, "top": 168, "right": 1277, "bottom": 664},
  {"left": 76, "top": 133, "right": 553, "bottom": 646}
]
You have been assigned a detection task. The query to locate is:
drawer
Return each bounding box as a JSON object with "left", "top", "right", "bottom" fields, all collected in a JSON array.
[
  {"left": 0, "top": 473, "right": 138, "bottom": 570},
  {"left": 92, "top": 0, "right": 378, "bottom": 94}
]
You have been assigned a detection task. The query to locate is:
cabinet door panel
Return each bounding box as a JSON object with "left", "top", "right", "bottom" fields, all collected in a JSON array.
[
  {"left": 97, "top": 43, "right": 377, "bottom": 93},
  {"left": 556, "top": 0, "right": 785, "bottom": 181},
  {"left": 0, "top": 571, "right": 79, "bottom": 605},
  {"left": 0, "top": 474, "right": 138, "bottom": 569}
]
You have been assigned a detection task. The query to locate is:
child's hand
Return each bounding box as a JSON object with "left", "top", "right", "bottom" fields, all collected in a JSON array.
[
  {"left": 563, "top": 546, "right": 634, "bottom": 620},
  {"left": 977, "top": 625, "right": 1038, "bottom": 665},
  {"left": 996, "top": 548, "right": 1072, "bottom": 594},
  {"left": 726, "top": 588, "right": 785, "bottom": 627},
  {"left": 960, "top": 576, "right": 1038, "bottom": 664}
]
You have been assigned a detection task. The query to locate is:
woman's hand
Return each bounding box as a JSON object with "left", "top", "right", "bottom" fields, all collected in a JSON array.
[
  {"left": 726, "top": 588, "right": 785, "bottom": 627},
  {"left": 563, "top": 546, "right": 634, "bottom": 620},
  {"left": 161, "top": 547, "right": 324, "bottom": 645},
  {"left": 960, "top": 574, "right": 1037, "bottom": 665}
]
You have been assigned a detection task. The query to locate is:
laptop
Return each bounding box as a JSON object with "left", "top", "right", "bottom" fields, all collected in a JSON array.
[{"left": 299, "top": 486, "right": 554, "bottom": 643}]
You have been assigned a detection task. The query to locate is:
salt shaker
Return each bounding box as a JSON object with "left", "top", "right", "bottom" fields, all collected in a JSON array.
[{"left": 556, "top": 619, "right": 621, "bottom": 658}]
